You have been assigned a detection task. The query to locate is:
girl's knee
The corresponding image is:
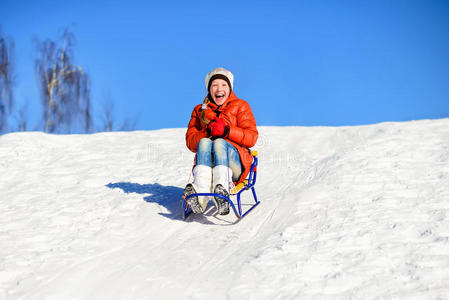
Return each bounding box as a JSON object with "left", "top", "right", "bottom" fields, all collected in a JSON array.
[
  {"left": 199, "top": 137, "right": 212, "bottom": 145},
  {"left": 212, "top": 138, "right": 227, "bottom": 150},
  {"left": 198, "top": 138, "right": 212, "bottom": 153}
]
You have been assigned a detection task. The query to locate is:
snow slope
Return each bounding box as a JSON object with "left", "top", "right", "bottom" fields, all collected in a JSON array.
[{"left": 1, "top": 118, "right": 449, "bottom": 299}]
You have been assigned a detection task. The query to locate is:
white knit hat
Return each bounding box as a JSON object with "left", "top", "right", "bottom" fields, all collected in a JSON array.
[{"left": 205, "top": 67, "right": 234, "bottom": 91}]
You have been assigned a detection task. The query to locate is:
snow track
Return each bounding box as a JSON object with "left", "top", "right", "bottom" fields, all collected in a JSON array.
[{"left": 1, "top": 119, "right": 449, "bottom": 299}]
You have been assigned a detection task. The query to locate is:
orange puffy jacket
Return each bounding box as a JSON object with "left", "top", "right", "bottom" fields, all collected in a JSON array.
[{"left": 186, "top": 91, "right": 258, "bottom": 184}]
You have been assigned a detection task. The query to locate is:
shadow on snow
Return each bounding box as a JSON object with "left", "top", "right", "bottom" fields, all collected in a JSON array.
[
  {"left": 105, "top": 182, "right": 235, "bottom": 225},
  {"left": 106, "top": 182, "right": 184, "bottom": 220}
]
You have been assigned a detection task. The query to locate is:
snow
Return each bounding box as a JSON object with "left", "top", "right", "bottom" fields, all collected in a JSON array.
[{"left": 1, "top": 118, "right": 449, "bottom": 299}]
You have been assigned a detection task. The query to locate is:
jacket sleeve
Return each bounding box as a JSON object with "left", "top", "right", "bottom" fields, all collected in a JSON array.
[
  {"left": 185, "top": 105, "right": 209, "bottom": 153},
  {"left": 225, "top": 101, "right": 258, "bottom": 148}
]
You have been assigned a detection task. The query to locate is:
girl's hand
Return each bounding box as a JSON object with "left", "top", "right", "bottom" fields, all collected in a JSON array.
[{"left": 208, "top": 117, "right": 229, "bottom": 138}]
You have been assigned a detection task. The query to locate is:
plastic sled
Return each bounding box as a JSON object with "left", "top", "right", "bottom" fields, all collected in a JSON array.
[{"left": 181, "top": 150, "right": 260, "bottom": 220}]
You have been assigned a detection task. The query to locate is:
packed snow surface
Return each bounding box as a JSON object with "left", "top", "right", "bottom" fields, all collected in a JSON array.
[{"left": 1, "top": 119, "right": 449, "bottom": 299}]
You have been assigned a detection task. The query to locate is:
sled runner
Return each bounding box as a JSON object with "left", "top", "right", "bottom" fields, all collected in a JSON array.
[{"left": 181, "top": 151, "right": 260, "bottom": 220}]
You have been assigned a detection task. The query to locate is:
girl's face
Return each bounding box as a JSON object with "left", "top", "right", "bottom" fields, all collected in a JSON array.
[{"left": 209, "top": 79, "right": 230, "bottom": 105}]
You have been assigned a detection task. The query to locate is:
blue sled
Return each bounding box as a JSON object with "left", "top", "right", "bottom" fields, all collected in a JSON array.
[{"left": 181, "top": 152, "right": 259, "bottom": 220}]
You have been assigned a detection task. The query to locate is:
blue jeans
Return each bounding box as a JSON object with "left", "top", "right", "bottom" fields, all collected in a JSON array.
[{"left": 196, "top": 138, "right": 242, "bottom": 182}]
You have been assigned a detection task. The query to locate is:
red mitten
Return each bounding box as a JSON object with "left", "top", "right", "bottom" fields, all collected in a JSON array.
[{"left": 209, "top": 117, "right": 225, "bottom": 137}]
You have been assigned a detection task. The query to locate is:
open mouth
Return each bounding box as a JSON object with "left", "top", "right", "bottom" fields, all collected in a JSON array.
[{"left": 215, "top": 93, "right": 225, "bottom": 99}]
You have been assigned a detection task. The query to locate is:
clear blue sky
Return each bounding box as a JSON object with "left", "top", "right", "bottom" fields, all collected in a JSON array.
[{"left": 1, "top": 0, "right": 449, "bottom": 131}]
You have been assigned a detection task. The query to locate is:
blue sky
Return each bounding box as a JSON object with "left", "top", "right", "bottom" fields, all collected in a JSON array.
[{"left": 1, "top": 0, "right": 449, "bottom": 131}]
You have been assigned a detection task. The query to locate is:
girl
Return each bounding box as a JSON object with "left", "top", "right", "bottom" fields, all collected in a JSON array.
[{"left": 184, "top": 67, "right": 258, "bottom": 215}]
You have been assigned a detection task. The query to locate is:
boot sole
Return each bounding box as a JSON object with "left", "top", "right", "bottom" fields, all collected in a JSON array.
[
  {"left": 214, "top": 185, "right": 230, "bottom": 215},
  {"left": 184, "top": 184, "right": 204, "bottom": 214}
]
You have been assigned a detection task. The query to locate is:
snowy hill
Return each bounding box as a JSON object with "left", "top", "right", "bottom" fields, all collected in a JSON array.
[{"left": 1, "top": 119, "right": 449, "bottom": 299}]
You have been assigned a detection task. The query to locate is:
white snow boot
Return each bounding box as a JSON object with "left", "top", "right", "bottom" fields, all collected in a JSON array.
[
  {"left": 184, "top": 165, "right": 212, "bottom": 214},
  {"left": 212, "top": 165, "right": 232, "bottom": 215}
]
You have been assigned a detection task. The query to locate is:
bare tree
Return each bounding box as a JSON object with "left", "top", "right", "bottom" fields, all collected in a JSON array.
[
  {"left": 101, "top": 96, "right": 115, "bottom": 132},
  {"left": 0, "top": 28, "right": 15, "bottom": 133},
  {"left": 118, "top": 117, "right": 138, "bottom": 131},
  {"left": 15, "top": 104, "right": 27, "bottom": 132},
  {"left": 34, "top": 29, "right": 92, "bottom": 133},
  {"left": 99, "top": 94, "right": 137, "bottom": 132}
]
